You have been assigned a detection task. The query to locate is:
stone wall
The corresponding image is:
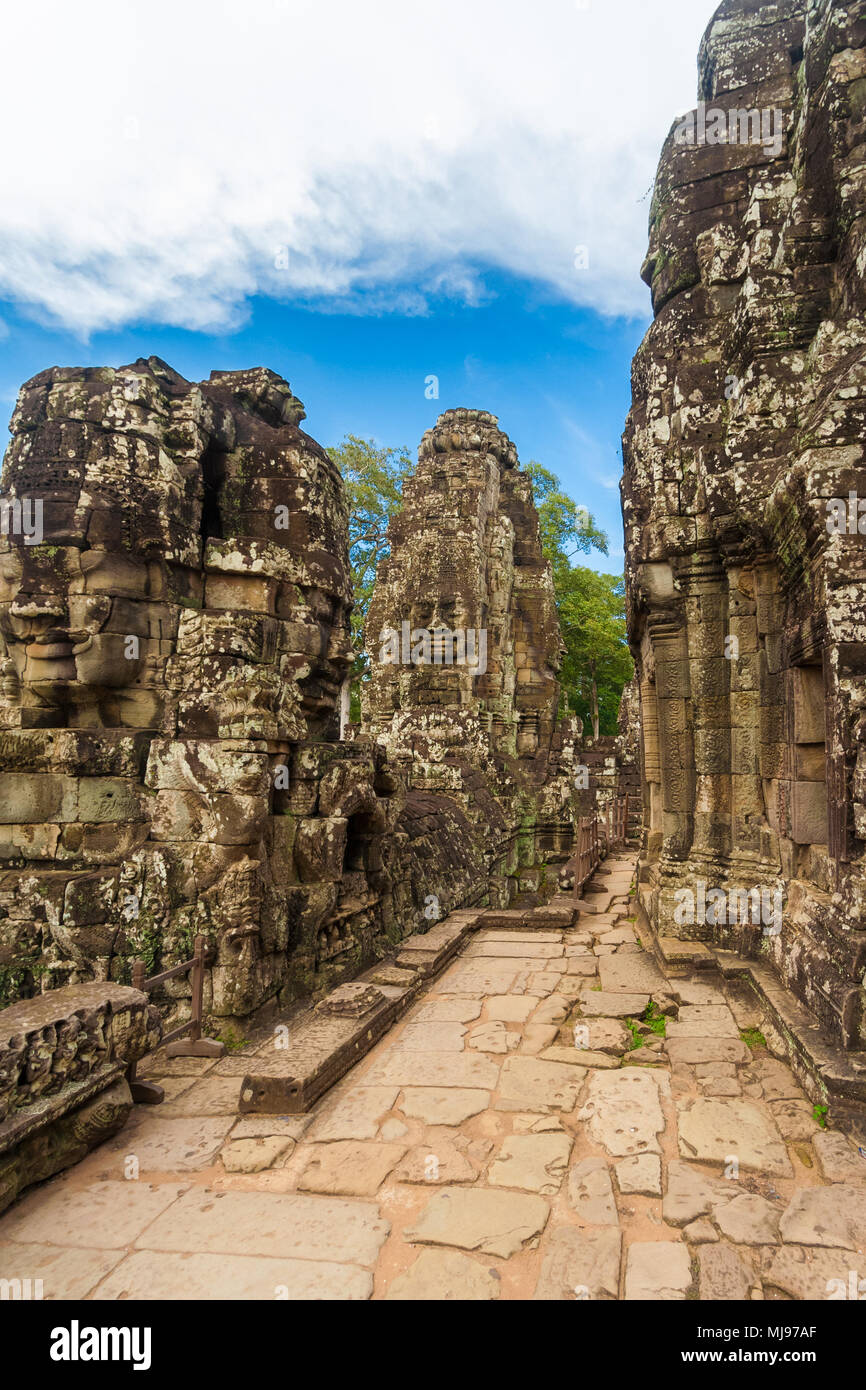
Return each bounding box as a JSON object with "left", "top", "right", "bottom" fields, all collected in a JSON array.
[{"left": 623, "top": 0, "right": 866, "bottom": 1049}]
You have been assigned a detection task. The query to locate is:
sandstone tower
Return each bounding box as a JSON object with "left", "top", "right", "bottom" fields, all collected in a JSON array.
[{"left": 623, "top": 0, "right": 866, "bottom": 1052}]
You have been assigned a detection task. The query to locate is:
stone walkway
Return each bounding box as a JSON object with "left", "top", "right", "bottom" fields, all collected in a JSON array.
[{"left": 2, "top": 850, "right": 865, "bottom": 1300}]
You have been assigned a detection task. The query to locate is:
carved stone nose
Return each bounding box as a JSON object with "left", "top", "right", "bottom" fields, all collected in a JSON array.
[{"left": 10, "top": 596, "right": 66, "bottom": 620}]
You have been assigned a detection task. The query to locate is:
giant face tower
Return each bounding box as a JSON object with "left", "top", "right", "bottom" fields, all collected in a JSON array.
[{"left": 0, "top": 358, "right": 392, "bottom": 1018}]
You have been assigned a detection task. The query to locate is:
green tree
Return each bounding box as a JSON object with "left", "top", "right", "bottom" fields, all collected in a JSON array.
[
  {"left": 557, "top": 566, "right": 633, "bottom": 738},
  {"left": 329, "top": 435, "right": 413, "bottom": 720},
  {"left": 525, "top": 461, "right": 632, "bottom": 738}
]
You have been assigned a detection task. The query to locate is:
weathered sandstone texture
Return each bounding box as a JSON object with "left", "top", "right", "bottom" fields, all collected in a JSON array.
[
  {"left": 363, "top": 407, "right": 584, "bottom": 906},
  {"left": 623, "top": 0, "right": 866, "bottom": 1050},
  {"left": 0, "top": 372, "right": 598, "bottom": 1032},
  {"left": 0, "top": 981, "right": 159, "bottom": 1212}
]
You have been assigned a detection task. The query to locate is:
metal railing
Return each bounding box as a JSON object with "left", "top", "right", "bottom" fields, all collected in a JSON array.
[
  {"left": 571, "top": 793, "right": 629, "bottom": 900},
  {"left": 127, "top": 934, "right": 224, "bottom": 1105}
]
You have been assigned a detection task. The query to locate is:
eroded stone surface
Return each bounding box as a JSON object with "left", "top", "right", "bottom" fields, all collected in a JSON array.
[
  {"left": 578, "top": 1070, "right": 666, "bottom": 1156},
  {"left": 385, "top": 1249, "right": 501, "bottom": 1301},
  {"left": 488, "top": 1134, "right": 572, "bottom": 1195},
  {"left": 406, "top": 1187, "right": 549, "bottom": 1259},
  {"left": 677, "top": 1098, "right": 792, "bottom": 1177},
  {"left": 624, "top": 1241, "right": 692, "bottom": 1300},
  {"left": 533, "top": 1227, "right": 622, "bottom": 1301}
]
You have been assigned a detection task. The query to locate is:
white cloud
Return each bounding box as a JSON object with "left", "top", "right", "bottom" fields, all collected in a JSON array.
[{"left": 0, "top": 0, "right": 719, "bottom": 336}]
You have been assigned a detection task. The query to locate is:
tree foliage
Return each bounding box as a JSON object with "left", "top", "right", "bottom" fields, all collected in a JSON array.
[
  {"left": 330, "top": 442, "right": 632, "bottom": 737},
  {"left": 329, "top": 435, "right": 413, "bottom": 719},
  {"left": 525, "top": 461, "right": 632, "bottom": 737}
]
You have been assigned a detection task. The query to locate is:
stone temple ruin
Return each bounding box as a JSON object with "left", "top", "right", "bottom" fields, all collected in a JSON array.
[
  {"left": 623, "top": 0, "right": 866, "bottom": 1094},
  {"left": 0, "top": 366, "right": 636, "bottom": 1202},
  {"left": 3, "top": 0, "right": 866, "bottom": 1253}
]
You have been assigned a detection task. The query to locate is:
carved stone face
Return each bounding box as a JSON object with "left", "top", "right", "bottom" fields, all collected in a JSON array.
[{"left": 0, "top": 546, "right": 157, "bottom": 706}]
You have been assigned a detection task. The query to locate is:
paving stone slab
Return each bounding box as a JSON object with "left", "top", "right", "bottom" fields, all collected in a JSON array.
[
  {"left": 94, "top": 1250, "right": 372, "bottom": 1300},
  {"left": 392, "top": 1021, "right": 467, "bottom": 1053},
  {"left": 578, "top": 1070, "right": 667, "bottom": 1156},
  {"left": 521, "top": 1024, "right": 560, "bottom": 1054},
  {"left": 662, "top": 1161, "right": 738, "bottom": 1226},
  {"left": 667, "top": 1006, "right": 739, "bottom": 1039},
  {"left": 532, "top": 1227, "right": 621, "bottom": 1300},
  {"left": 0, "top": 1242, "right": 124, "bottom": 1300},
  {"left": 414, "top": 999, "right": 482, "bottom": 1023},
  {"left": 486, "top": 995, "right": 536, "bottom": 1022},
  {"left": 488, "top": 1133, "right": 572, "bottom": 1194},
  {"left": 615, "top": 1153, "right": 662, "bottom": 1196},
  {"left": 494, "top": 1056, "right": 587, "bottom": 1114},
  {"left": 767, "top": 1098, "right": 819, "bottom": 1142},
  {"left": 0, "top": 1181, "right": 188, "bottom": 1250},
  {"left": 676, "top": 1098, "right": 792, "bottom": 1177},
  {"left": 135, "top": 1189, "right": 390, "bottom": 1265},
  {"left": 297, "top": 1140, "right": 408, "bottom": 1196},
  {"left": 437, "top": 964, "right": 520, "bottom": 995},
  {"left": 813, "top": 1130, "right": 866, "bottom": 1183},
  {"left": 568, "top": 1157, "right": 617, "bottom": 1224},
  {"left": 385, "top": 1249, "right": 501, "bottom": 1300},
  {"left": 230, "top": 1115, "right": 312, "bottom": 1141},
  {"left": 539, "top": 1046, "right": 620, "bottom": 1069},
  {"left": 599, "top": 955, "right": 668, "bottom": 994},
  {"left": 406, "top": 1187, "right": 549, "bottom": 1259},
  {"left": 666, "top": 1037, "right": 750, "bottom": 1066},
  {"left": 683, "top": 1219, "right": 719, "bottom": 1244},
  {"left": 765, "top": 1244, "right": 861, "bottom": 1301},
  {"left": 751, "top": 1057, "right": 806, "bottom": 1102},
  {"left": 578, "top": 991, "right": 650, "bottom": 1018},
  {"left": 468, "top": 1021, "right": 519, "bottom": 1054},
  {"left": 393, "top": 1143, "right": 476, "bottom": 1185},
  {"left": 564, "top": 957, "right": 599, "bottom": 977},
  {"left": 524, "top": 971, "right": 565, "bottom": 995},
  {"left": 698, "top": 1243, "right": 753, "bottom": 1300},
  {"left": 624, "top": 1241, "right": 692, "bottom": 1300},
  {"left": 398, "top": 1089, "right": 490, "bottom": 1126},
  {"left": 306, "top": 1087, "right": 400, "bottom": 1142},
  {"left": 465, "top": 941, "right": 563, "bottom": 959},
  {"left": 158, "top": 1076, "right": 245, "bottom": 1117},
  {"left": 221, "top": 1136, "right": 294, "bottom": 1173},
  {"left": 779, "top": 1185, "right": 866, "bottom": 1248},
  {"left": 364, "top": 1050, "right": 500, "bottom": 1089},
  {"left": 581, "top": 1017, "right": 632, "bottom": 1053},
  {"left": 105, "top": 1115, "right": 233, "bottom": 1172},
  {"left": 714, "top": 1193, "right": 781, "bottom": 1245}
]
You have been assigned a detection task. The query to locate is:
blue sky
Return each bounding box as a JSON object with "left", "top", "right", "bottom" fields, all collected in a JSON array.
[
  {"left": 0, "top": 279, "right": 646, "bottom": 570},
  {"left": 0, "top": 0, "right": 720, "bottom": 574}
]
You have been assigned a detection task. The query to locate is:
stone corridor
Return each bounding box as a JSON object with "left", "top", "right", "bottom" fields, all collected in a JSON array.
[{"left": 1, "top": 851, "right": 864, "bottom": 1301}]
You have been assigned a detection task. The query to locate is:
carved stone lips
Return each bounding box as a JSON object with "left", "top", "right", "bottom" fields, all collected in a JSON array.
[{"left": 25, "top": 634, "right": 93, "bottom": 659}]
